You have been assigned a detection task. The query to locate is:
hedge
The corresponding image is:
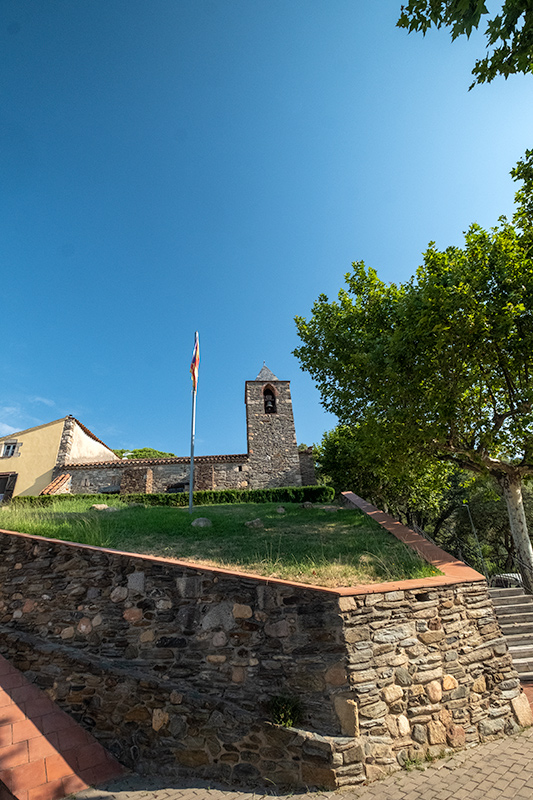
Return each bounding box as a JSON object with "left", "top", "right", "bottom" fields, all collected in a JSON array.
[{"left": 10, "top": 485, "right": 335, "bottom": 508}]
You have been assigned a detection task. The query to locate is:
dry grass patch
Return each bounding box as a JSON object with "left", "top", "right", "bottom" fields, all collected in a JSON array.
[{"left": 0, "top": 499, "right": 440, "bottom": 587}]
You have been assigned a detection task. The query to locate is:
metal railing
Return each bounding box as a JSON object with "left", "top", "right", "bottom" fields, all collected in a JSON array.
[{"left": 386, "top": 505, "right": 533, "bottom": 595}]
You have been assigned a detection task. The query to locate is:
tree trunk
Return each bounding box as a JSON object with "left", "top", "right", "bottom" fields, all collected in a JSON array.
[
  {"left": 432, "top": 504, "right": 456, "bottom": 538},
  {"left": 497, "top": 472, "right": 533, "bottom": 594}
]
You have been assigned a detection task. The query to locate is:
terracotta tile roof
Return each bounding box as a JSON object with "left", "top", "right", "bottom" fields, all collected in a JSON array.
[
  {"left": 66, "top": 454, "right": 249, "bottom": 469},
  {"left": 40, "top": 473, "right": 71, "bottom": 495}
]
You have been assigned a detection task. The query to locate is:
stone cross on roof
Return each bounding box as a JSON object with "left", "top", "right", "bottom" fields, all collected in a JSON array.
[{"left": 255, "top": 364, "right": 279, "bottom": 381}]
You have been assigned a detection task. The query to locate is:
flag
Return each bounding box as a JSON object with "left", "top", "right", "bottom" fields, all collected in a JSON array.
[{"left": 190, "top": 331, "right": 200, "bottom": 391}]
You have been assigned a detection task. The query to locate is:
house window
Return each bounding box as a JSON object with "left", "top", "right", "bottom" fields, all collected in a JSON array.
[{"left": 2, "top": 442, "right": 19, "bottom": 458}]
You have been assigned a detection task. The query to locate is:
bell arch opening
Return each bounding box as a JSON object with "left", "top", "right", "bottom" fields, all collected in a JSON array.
[{"left": 263, "top": 385, "right": 277, "bottom": 414}]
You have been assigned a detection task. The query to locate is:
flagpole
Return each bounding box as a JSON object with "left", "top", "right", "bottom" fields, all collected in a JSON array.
[
  {"left": 189, "top": 384, "right": 197, "bottom": 513},
  {"left": 189, "top": 331, "right": 199, "bottom": 513}
]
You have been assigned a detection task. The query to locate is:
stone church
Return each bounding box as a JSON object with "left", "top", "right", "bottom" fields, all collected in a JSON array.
[{"left": 0, "top": 366, "right": 315, "bottom": 500}]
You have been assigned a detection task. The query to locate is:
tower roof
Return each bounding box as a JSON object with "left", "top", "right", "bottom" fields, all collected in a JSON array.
[{"left": 255, "top": 364, "right": 279, "bottom": 381}]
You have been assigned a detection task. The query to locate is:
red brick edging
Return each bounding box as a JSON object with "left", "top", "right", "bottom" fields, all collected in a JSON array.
[{"left": 341, "top": 491, "right": 485, "bottom": 594}]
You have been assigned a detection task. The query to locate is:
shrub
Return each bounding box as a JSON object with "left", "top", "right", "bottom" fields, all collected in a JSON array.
[
  {"left": 10, "top": 485, "right": 335, "bottom": 508},
  {"left": 267, "top": 695, "right": 304, "bottom": 728}
]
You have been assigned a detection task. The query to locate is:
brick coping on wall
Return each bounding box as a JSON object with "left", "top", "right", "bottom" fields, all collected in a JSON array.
[
  {"left": 0, "top": 494, "right": 483, "bottom": 599},
  {"left": 63, "top": 453, "right": 249, "bottom": 469},
  {"left": 341, "top": 491, "right": 484, "bottom": 591}
]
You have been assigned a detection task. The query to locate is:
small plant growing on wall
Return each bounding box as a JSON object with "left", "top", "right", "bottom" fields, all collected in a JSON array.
[{"left": 268, "top": 695, "right": 303, "bottom": 728}]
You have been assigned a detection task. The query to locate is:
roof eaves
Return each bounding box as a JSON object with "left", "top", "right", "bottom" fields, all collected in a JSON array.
[
  {"left": 66, "top": 454, "right": 250, "bottom": 469},
  {"left": 0, "top": 418, "right": 67, "bottom": 442}
]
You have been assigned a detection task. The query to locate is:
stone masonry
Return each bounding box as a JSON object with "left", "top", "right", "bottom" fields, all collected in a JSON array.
[
  {"left": 64, "top": 456, "right": 251, "bottom": 496},
  {"left": 244, "top": 370, "right": 302, "bottom": 489},
  {"left": 0, "top": 523, "right": 529, "bottom": 789},
  {"left": 56, "top": 416, "right": 77, "bottom": 468},
  {"left": 119, "top": 467, "right": 154, "bottom": 495},
  {"left": 337, "top": 582, "right": 529, "bottom": 781},
  {"left": 298, "top": 448, "right": 316, "bottom": 487}
]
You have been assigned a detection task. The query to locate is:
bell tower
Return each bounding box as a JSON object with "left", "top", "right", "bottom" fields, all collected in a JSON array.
[{"left": 245, "top": 365, "right": 302, "bottom": 488}]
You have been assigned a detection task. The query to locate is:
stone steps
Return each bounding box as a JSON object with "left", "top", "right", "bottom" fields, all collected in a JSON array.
[
  {"left": 498, "top": 611, "right": 533, "bottom": 625},
  {"left": 490, "top": 587, "right": 525, "bottom": 599},
  {"left": 491, "top": 593, "right": 533, "bottom": 607},
  {"left": 490, "top": 587, "right": 533, "bottom": 680},
  {"left": 512, "top": 657, "right": 533, "bottom": 675},
  {"left": 500, "top": 622, "right": 533, "bottom": 638},
  {"left": 504, "top": 633, "right": 533, "bottom": 647},
  {"left": 508, "top": 643, "right": 533, "bottom": 659}
]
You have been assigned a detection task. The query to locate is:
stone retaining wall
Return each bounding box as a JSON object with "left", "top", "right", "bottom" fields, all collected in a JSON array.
[
  {"left": 1, "top": 626, "right": 362, "bottom": 788},
  {"left": 337, "top": 582, "right": 530, "bottom": 778},
  {"left": 0, "top": 525, "right": 529, "bottom": 788},
  {"left": 0, "top": 534, "right": 344, "bottom": 734}
]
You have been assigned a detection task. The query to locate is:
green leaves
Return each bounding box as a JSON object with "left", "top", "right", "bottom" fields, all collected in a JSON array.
[
  {"left": 397, "top": 1, "right": 489, "bottom": 38},
  {"left": 397, "top": 1, "right": 533, "bottom": 87},
  {"left": 314, "top": 421, "right": 453, "bottom": 526},
  {"left": 112, "top": 447, "right": 177, "bottom": 459},
  {"left": 296, "top": 155, "right": 533, "bottom": 585},
  {"left": 294, "top": 218, "right": 533, "bottom": 479}
]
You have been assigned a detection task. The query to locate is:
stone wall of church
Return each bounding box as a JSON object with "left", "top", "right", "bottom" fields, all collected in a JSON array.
[
  {"left": 63, "top": 457, "right": 252, "bottom": 495},
  {"left": 67, "top": 466, "right": 123, "bottom": 495},
  {"left": 120, "top": 466, "right": 154, "bottom": 495},
  {"left": 48, "top": 372, "right": 307, "bottom": 496}
]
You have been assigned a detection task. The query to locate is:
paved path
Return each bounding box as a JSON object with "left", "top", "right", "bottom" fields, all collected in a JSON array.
[{"left": 75, "top": 726, "right": 533, "bottom": 800}]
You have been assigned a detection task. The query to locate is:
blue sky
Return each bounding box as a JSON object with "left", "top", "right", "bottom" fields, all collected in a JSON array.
[{"left": 2, "top": 1, "right": 533, "bottom": 456}]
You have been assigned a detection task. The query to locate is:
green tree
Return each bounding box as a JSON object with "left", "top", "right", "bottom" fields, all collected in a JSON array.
[
  {"left": 315, "top": 422, "right": 454, "bottom": 529},
  {"left": 295, "top": 174, "right": 533, "bottom": 589},
  {"left": 436, "top": 476, "right": 515, "bottom": 575},
  {"left": 397, "top": 1, "right": 533, "bottom": 86},
  {"left": 511, "top": 149, "right": 533, "bottom": 250},
  {"left": 112, "top": 447, "right": 176, "bottom": 459}
]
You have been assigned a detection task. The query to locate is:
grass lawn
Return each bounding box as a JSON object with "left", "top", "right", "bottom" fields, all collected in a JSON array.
[{"left": 0, "top": 498, "right": 440, "bottom": 587}]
